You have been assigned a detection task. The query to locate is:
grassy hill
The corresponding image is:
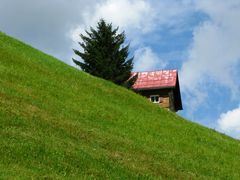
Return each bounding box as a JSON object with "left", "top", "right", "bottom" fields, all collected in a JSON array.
[{"left": 1, "top": 31, "right": 240, "bottom": 179}]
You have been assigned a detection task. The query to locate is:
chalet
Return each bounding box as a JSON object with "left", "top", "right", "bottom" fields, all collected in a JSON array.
[{"left": 132, "top": 70, "right": 182, "bottom": 112}]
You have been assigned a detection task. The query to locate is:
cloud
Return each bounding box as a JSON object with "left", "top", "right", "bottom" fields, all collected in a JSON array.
[
  {"left": 69, "top": 0, "right": 155, "bottom": 43},
  {"left": 69, "top": 0, "right": 195, "bottom": 70},
  {"left": 69, "top": 0, "right": 159, "bottom": 68},
  {"left": 93, "top": 0, "right": 153, "bottom": 33},
  {"left": 0, "top": 0, "right": 196, "bottom": 69},
  {"left": 180, "top": 1, "right": 240, "bottom": 113},
  {"left": 0, "top": 0, "right": 197, "bottom": 65},
  {"left": 217, "top": 106, "right": 240, "bottom": 139},
  {"left": 0, "top": 0, "right": 98, "bottom": 64},
  {"left": 134, "top": 47, "right": 166, "bottom": 72}
]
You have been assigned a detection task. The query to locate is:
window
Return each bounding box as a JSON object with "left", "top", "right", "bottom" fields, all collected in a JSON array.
[{"left": 150, "top": 95, "right": 160, "bottom": 103}]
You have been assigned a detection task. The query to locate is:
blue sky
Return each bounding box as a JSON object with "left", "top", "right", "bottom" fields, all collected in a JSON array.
[{"left": 1, "top": 0, "right": 240, "bottom": 138}]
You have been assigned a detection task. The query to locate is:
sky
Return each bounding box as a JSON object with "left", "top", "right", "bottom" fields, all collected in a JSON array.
[{"left": 1, "top": 0, "right": 240, "bottom": 138}]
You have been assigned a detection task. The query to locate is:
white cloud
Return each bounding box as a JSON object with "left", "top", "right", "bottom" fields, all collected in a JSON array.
[
  {"left": 217, "top": 106, "right": 240, "bottom": 139},
  {"left": 0, "top": 0, "right": 196, "bottom": 68},
  {"left": 69, "top": 0, "right": 195, "bottom": 70},
  {"left": 69, "top": 0, "right": 155, "bottom": 44},
  {"left": 0, "top": 0, "right": 99, "bottom": 64},
  {"left": 93, "top": 0, "right": 153, "bottom": 33},
  {"left": 180, "top": 1, "right": 240, "bottom": 112},
  {"left": 134, "top": 47, "right": 166, "bottom": 72},
  {"left": 69, "top": 0, "right": 159, "bottom": 69}
]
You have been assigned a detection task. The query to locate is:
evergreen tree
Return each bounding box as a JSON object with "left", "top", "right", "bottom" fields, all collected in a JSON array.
[{"left": 73, "top": 19, "right": 134, "bottom": 85}]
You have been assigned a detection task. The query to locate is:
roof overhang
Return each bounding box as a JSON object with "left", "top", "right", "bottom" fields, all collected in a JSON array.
[{"left": 133, "top": 86, "right": 175, "bottom": 91}]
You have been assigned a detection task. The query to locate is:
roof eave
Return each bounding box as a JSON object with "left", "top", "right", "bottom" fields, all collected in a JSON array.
[{"left": 133, "top": 86, "right": 175, "bottom": 91}]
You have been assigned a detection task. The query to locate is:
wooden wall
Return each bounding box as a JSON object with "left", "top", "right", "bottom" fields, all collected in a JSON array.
[
  {"left": 159, "top": 97, "right": 170, "bottom": 108},
  {"left": 136, "top": 88, "right": 175, "bottom": 112}
]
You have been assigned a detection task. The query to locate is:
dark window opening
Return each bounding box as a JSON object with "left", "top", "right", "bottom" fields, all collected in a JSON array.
[{"left": 150, "top": 95, "right": 160, "bottom": 103}]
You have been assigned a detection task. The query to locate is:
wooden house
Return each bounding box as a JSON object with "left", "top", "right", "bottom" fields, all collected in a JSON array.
[{"left": 132, "top": 70, "right": 182, "bottom": 112}]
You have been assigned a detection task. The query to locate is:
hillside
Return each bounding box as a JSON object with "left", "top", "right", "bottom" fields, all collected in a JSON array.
[{"left": 1, "top": 31, "right": 240, "bottom": 179}]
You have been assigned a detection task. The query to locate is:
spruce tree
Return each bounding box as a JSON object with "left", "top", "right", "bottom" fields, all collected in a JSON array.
[{"left": 73, "top": 19, "right": 134, "bottom": 85}]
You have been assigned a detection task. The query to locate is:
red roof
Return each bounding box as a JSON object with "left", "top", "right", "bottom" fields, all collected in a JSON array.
[{"left": 132, "top": 69, "right": 178, "bottom": 90}]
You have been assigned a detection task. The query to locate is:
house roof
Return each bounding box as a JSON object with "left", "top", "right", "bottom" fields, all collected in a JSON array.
[{"left": 132, "top": 69, "right": 178, "bottom": 90}]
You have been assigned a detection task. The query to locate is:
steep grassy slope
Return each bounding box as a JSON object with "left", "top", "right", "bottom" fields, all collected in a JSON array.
[{"left": 1, "top": 31, "right": 240, "bottom": 179}]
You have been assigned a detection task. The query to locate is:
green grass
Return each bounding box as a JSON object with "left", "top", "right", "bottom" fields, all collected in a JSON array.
[{"left": 1, "top": 31, "right": 240, "bottom": 179}]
